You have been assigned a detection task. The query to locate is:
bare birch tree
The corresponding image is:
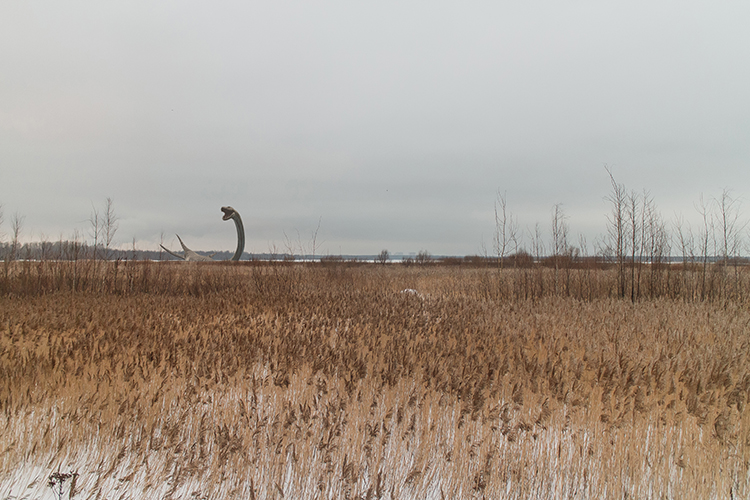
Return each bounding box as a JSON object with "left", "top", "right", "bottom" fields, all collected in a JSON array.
[
  {"left": 89, "top": 203, "right": 101, "bottom": 261},
  {"left": 103, "top": 197, "right": 119, "bottom": 260},
  {"left": 494, "top": 191, "right": 518, "bottom": 269},
  {"left": 605, "top": 167, "right": 627, "bottom": 298},
  {"left": 376, "top": 249, "right": 390, "bottom": 265},
  {"left": 10, "top": 212, "right": 24, "bottom": 263},
  {"left": 695, "top": 195, "right": 713, "bottom": 300},
  {"left": 530, "top": 222, "right": 545, "bottom": 298},
  {"left": 551, "top": 203, "right": 569, "bottom": 294},
  {"left": 714, "top": 189, "right": 746, "bottom": 298},
  {"left": 714, "top": 189, "right": 744, "bottom": 266}
]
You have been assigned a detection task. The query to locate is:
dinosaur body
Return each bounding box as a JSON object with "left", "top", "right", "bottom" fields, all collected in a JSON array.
[{"left": 161, "top": 206, "right": 244, "bottom": 261}]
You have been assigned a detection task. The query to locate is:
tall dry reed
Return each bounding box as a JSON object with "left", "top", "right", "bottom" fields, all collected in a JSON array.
[{"left": 2, "top": 264, "right": 749, "bottom": 498}]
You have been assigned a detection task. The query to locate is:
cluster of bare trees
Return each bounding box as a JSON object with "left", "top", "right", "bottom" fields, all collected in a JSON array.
[
  {"left": 1, "top": 204, "right": 27, "bottom": 281},
  {"left": 604, "top": 169, "right": 748, "bottom": 301},
  {"left": 491, "top": 192, "right": 576, "bottom": 267},
  {"left": 492, "top": 191, "right": 519, "bottom": 269},
  {"left": 491, "top": 169, "right": 748, "bottom": 301},
  {"left": 0, "top": 204, "right": 25, "bottom": 264},
  {"left": 279, "top": 217, "right": 323, "bottom": 261},
  {"left": 0, "top": 198, "right": 119, "bottom": 265},
  {"left": 88, "top": 197, "right": 119, "bottom": 261},
  {"left": 376, "top": 249, "right": 390, "bottom": 265},
  {"left": 604, "top": 168, "right": 671, "bottom": 301}
]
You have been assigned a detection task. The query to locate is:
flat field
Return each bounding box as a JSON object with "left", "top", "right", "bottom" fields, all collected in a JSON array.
[{"left": 2, "top": 263, "right": 750, "bottom": 499}]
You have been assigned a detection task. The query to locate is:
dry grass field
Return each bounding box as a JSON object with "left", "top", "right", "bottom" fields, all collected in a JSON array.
[{"left": 2, "top": 262, "right": 750, "bottom": 499}]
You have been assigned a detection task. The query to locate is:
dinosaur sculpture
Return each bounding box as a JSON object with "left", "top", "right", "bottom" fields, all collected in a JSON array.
[{"left": 161, "top": 206, "right": 245, "bottom": 261}]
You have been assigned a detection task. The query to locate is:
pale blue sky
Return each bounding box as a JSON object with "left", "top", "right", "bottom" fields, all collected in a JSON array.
[{"left": 2, "top": 2, "right": 749, "bottom": 255}]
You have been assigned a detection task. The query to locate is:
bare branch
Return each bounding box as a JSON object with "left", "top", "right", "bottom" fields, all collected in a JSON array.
[
  {"left": 10, "top": 212, "right": 25, "bottom": 262},
  {"left": 551, "top": 203, "right": 569, "bottom": 257},
  {"left": 494, "top": 191, "right": 519, "bottom": 268},
  {"left": 103, "top": 197, "right": 119, "bottom": 260},
  {"left": 714, "top": 189, "right": 746, "bottom": 263},
  {"left": 89, "top": 202, "right": 101, "bottom": 260},
  {"left": 310, "top": 217, "right": 323, "bottom": 260},
  {"left": 605, "top": 166, "right": 627, "bottom": 298}
]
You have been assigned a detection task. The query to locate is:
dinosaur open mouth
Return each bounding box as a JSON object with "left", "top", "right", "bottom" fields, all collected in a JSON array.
[{"left": 221, "top": 206, "right": 235, "bottom": 221}]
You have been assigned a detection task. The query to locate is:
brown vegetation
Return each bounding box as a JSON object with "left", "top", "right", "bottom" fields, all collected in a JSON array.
[{"left": 2, "top": 262, "right": 750, "bottom": 498}]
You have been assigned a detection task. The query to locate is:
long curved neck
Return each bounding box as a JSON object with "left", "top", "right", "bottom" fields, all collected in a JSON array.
[{"left": 230, "top": 213, "right": 245, "bottom": 261}]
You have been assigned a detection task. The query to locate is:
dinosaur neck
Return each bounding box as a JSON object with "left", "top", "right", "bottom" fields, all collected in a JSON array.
[{"left": 231, "top": 213, "right": 245, "bottom": 261}]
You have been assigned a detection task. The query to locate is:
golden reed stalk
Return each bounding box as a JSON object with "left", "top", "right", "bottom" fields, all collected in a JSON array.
[{"left": 2, "top": 263, "right": 749, "bottom": 498}]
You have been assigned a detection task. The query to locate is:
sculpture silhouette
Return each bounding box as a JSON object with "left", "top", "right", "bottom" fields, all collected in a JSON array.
[{"left": 161, "top": 206, "right": 244, "bottom": 261}]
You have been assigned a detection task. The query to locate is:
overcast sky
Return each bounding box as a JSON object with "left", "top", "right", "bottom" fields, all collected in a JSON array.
[{"left": 2, "top": 2, "right": 749, "bottom": 256}]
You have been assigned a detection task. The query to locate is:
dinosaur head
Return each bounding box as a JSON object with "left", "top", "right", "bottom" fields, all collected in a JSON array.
[{"left": 221, "top": 206, "right": 238, "bottom": 221}]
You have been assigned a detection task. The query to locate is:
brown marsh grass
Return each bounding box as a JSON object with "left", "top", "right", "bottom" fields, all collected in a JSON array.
[{"left": 2, "top": 263, "right": 750, "bottom": 498}]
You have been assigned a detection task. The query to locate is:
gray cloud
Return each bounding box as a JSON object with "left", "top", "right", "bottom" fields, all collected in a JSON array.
[{"left": 2, "top": 1, "right": 749, "bottom": 255}]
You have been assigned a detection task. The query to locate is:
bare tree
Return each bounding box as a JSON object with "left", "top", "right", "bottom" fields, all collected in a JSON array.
[
  {"left": 605, "top": 167, "right": 627, "bottom": 298},
  {"left": 103, "top": 197, "right": 119, "bottom": 260},
  {"left": 695, "top": 194, "right": 713, "bottom": 300},
  {"left": 86, "top": 198, "right": 119, "bottom": 261},
  {"left": 673, "top": 213, "right": 695, "bottom": 298},
  {"left": 89, "top": 203, "right": 102, "bottom": 260},
  {"left": 479, "top": 235, "right": 490, "bottom": 259},
  {"left": 578, "top": 234, "right": 589, "bottom": 258},
  {"left": 714, "top": 189, "right": 745, "bottom": 266},
  {"left": 130, "top": 236, "right": 138, "bottom": 261},
  {"left": 39, "top": 233, "right": 52, "bottom": 262},
  {"left": 530, "top": 222, "right": 545, "bottom": 298},
  {"left": 310, "top": 217, "right": 322, "bottom": 261},
  {"left": 267, "top": 242, "right": 281, "bottom": 262},
  {"left": 640, "top": 191, "right": 669, "bottom": 298},
  {"left": 551, "top": 203, "right": 569, "bottom": 294},
  {"left": 674, "top": 214, "right": 694, "bottom": 264},
  {"left": 416, "top": 250, "right": 431, "bottom": 264},
  {"left": 626, "top": 190, "right": 641, "bottom": 302},
  {"left": 283, "top": 218, "right": 323, "bottom": 261},
  {"left": 376, "top": 249, "right": 390, "bottom": 265},
  {"left": 531, "top": 222, "right": 545, "bottom": 262},
  {"left": 282, "top": 230, "right": 297, "bottom": 261},
  {"left": 551, "top": 203, "right": 569, "bottom": 258},
  {"left": 714, "top": 189, "right": 746, "bottom": 299},
  {"left": 10, "top": 212, "right": 25, "bottom": 262},
  {"left": 494, "top": 191, "right": 519, "bottom": 268},
  {"left": 68, "top": 229, "right": 83, "bottom": 290}
]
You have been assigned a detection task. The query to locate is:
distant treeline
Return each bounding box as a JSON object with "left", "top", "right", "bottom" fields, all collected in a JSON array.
[
  {"left": 0, "top": 240, "right": 259, "bottom": 262},
  {"left": 2, "top": 171, "right": 749, "bottom": 281},
  {"left": 2, "top": 240, "right": 747, "bottom": 268}
]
